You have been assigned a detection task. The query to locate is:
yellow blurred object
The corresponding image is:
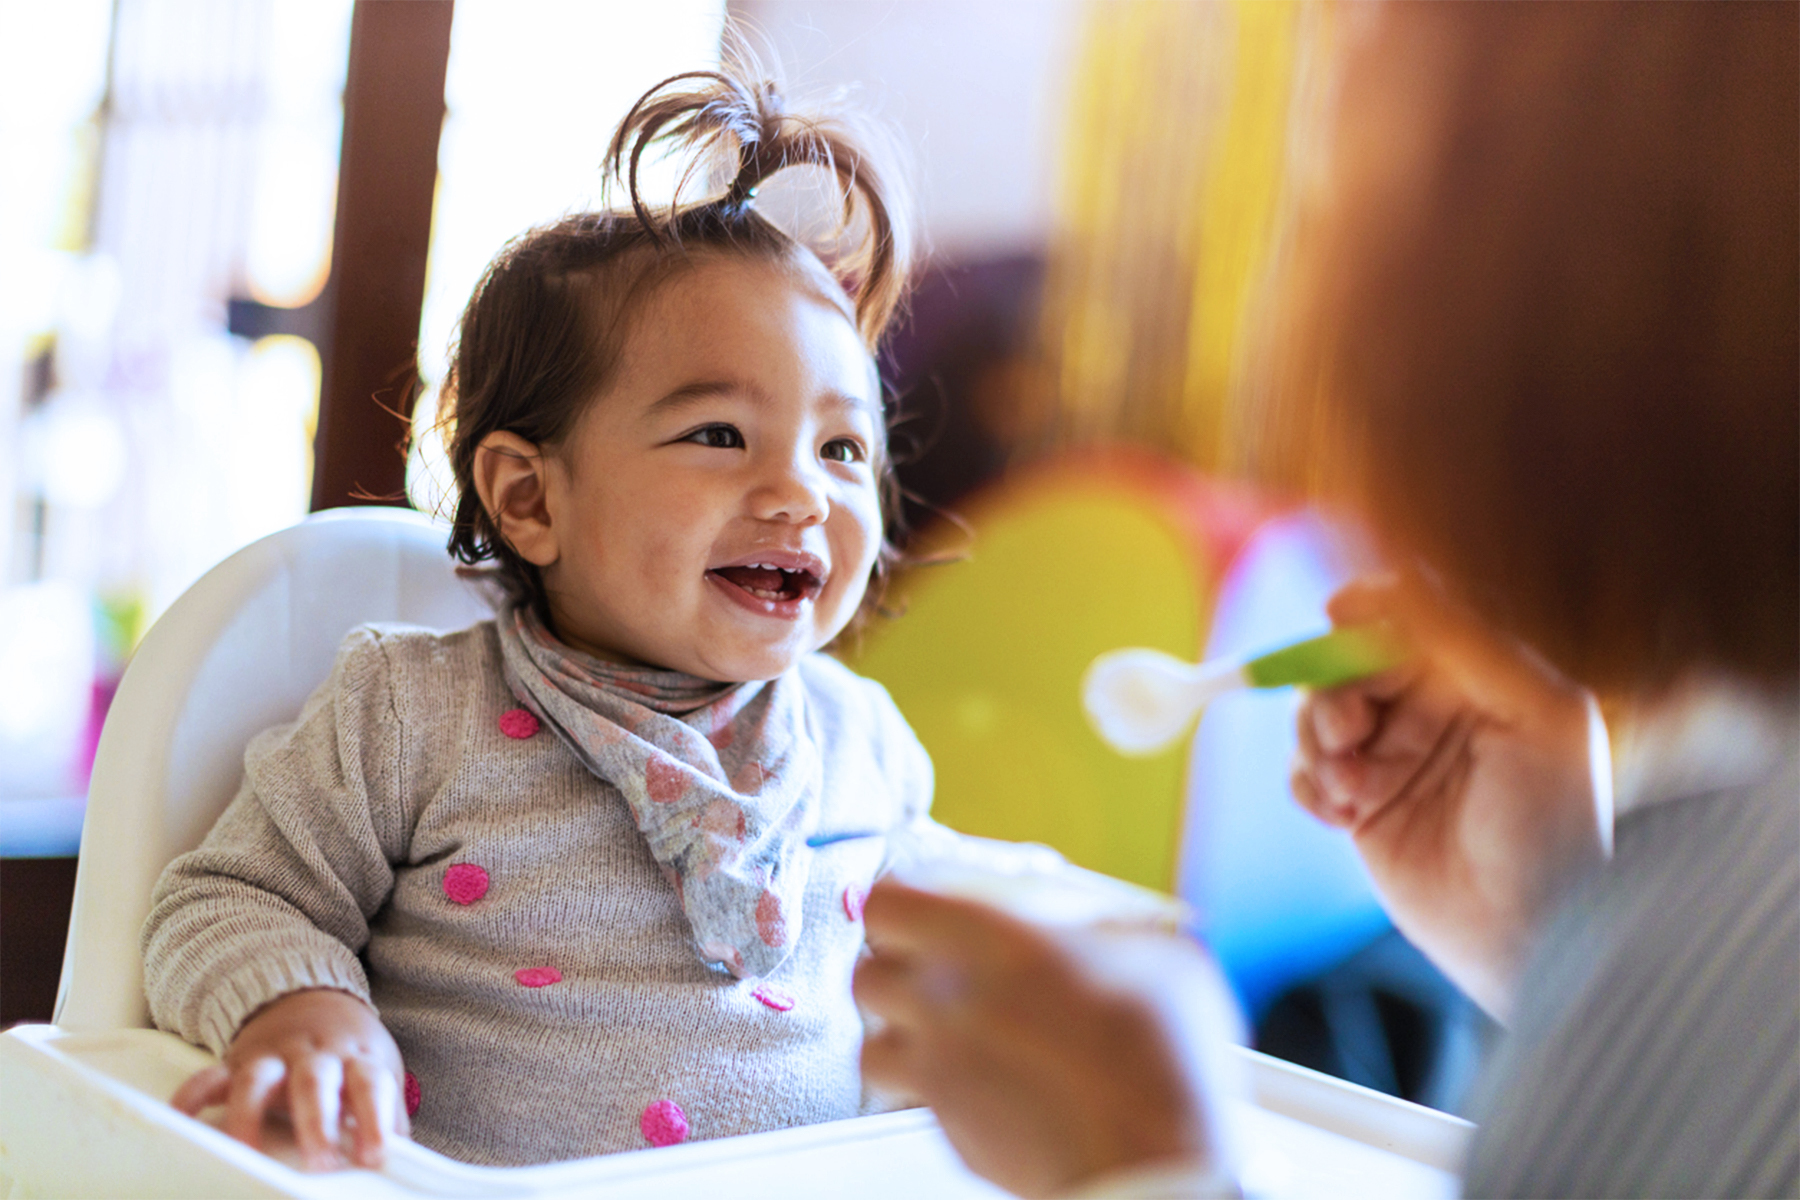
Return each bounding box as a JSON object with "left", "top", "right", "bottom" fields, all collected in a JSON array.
[
  {"left": 1042, "top": 0, "right": 1335, "bottom": 470},
  {"left": 843, "top": 456, "right": 1262, "bottom": 892}
]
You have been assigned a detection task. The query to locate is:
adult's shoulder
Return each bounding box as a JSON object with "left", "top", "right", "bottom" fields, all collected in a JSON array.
[{"left": 1463, "top": 732, "right": 1799, "bottom": 1197}]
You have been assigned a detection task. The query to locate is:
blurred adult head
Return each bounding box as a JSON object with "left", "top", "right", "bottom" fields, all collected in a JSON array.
[{"left": 1272, "top": 1, "right": 1797, "bottom": 697}]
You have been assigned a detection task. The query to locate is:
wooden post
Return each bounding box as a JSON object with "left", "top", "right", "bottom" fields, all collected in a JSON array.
[{"left": 310, "top": 0, "right": 454, "bottom": 511}]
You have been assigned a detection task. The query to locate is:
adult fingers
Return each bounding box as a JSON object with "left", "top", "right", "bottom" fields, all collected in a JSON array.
[
  {"left": 171, "top": 1064, "right": 231, "bottom": 1116},
  {"left": 1300, "top": 705, "right": 1421, "bottom": 826},
  {"left": 1303, "top": 701, "right": 1479, "bottom": 843},
  {"left": 1305, "top": 684, "right": 1380, "bottom": 756},
  {"left": 853, "top": 945, "right": 958, "bottom": 1031},
  {"left": 864, "top": 884, "right": 1070, "bottom": 1014},
  {"left": 1354, "top": 569, "right": 1583, "bottom": 726},
  {"left": 1326, "top": 574, "right": 1518, "bottom": 709},
  {"left": 1350, "top": 670, "right": 1463, "bottom": 770},
  {"left": 287, "top": 1053, "right": 344, "bottom": 1171},
  {"left": 1324, "top": 576, "right": 1403, "bottom": 627},
  {"left": 862, "top": 880, "right": 1013, "bottom": 959},
  {"left": 1290, "top": 762, "right": 1349, "bottom": 829},
  {"left": 341, "top": 1059, "right": 392, "bottom": 1168},
  {"left": 222, "top": 1055, "right": 287, "bottom": 1151},
  {"left": 1364, "top": 708, "right": 1478, "bottom": 836},
  {"left": 1293, "top": 713, "right": 1362, "bottom": 825},
  {"left": 859, "top": 1025, "right": 916, "bottom": 1094},
  {"left": 1310, "top": 658, "right": 1461, "bottom": 780}
]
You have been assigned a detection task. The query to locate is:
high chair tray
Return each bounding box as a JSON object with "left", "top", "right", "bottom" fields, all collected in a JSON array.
[{"left": 0, "top": 1024, "right": 1467, "bottom": 1198}]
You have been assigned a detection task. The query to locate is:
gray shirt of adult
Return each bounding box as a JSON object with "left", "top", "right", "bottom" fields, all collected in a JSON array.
[{"left": 1463, "top": 684, "right": 1799, "bottom": 1198}]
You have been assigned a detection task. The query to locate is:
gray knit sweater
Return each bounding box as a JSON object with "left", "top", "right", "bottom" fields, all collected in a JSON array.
[{"left": 141, "top": 621, "right": 933, "bottom": 1165}]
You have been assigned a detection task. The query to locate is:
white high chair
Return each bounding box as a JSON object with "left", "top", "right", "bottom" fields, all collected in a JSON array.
[{"left": 0, "top": 508, "right": 1471, "bottom": 1199}]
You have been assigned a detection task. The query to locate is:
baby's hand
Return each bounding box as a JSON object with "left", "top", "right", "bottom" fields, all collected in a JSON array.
[{"left": 170, "top": 988, "right": 409, "bottom": 1171}]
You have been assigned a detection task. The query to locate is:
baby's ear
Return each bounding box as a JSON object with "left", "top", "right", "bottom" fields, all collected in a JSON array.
[{"left": 473, "top": 432, "right": 559, "bottom": 567}]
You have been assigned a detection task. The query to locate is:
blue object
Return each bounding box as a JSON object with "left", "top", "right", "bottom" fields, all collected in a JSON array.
[
  {"left": 0, "top": 795, "right": 87, "bottom": 858},
  {"left": 807, "top": 830, "right": 883, "bottom": 849},
  {"left": 1178, "top": 514, "right": 1390, "bottom": 1019}
]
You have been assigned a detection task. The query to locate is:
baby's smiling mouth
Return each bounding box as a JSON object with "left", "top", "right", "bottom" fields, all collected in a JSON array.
[{"left": 707, "top": 562, "right": 824, "bottom": 605}]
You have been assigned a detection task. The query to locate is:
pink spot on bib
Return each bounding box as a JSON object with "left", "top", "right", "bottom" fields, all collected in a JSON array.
[
  {"left": 755, "top": 889, "right": 789, "bottom": 948},
  {"left": 442, "top": 863, "right": 489, "bottom": 905},
  {"left": 640, "top": 1099, "right": 689, "bottom": 1147},
  {"left": 696, "top": 798, "right": 747, "bottom": 841},
  {"left": 514, "top": 966, "right": 561, "bottom": 988},
  {"left": 645, "top": 758, "right": 687, "bottom": 804},
  {"left": 751, "top": 984, "right": 795, "bottom": 1012},
  {"left": 498, "top": 708, "right": 540, "bottom": 739},
  {"left": 842, "top": 885, "right": 868, "bottom": 922},
  {"left": 403, "top": 1072, "right": 421, "bottom": 1117}
]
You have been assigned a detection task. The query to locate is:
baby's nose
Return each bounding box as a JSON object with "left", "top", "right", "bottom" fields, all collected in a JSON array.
[{"left": 754, "top": 456, "right": 830, "bottom": 524}]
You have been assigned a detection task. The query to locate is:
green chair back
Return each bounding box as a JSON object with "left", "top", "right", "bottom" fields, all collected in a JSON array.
[{"left": 844, "top": 457, "right": 1258, "bottom": 891}]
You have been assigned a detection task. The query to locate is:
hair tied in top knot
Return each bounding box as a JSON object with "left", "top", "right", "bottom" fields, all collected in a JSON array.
[{"left": 605, "top": 63, "right": 914, "bottom": 349}]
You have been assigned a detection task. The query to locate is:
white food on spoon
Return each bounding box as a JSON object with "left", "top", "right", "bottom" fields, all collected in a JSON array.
[{"left": 1081, "top": 648, "right": 1248, "bottom": 755}]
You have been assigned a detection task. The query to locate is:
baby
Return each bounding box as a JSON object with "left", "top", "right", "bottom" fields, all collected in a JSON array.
[{"left": 142, "top": 68, "right": 932, "bottom": 1169}]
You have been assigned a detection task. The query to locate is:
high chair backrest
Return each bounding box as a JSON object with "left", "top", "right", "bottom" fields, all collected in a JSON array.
[{"left": 55, "top": 508, "right": 493, "bottom": 1032}]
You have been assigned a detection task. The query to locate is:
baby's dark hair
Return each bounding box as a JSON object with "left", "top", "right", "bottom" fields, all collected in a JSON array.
[{"left": 439, "top": 66, "right": 915, "bottom": 629}]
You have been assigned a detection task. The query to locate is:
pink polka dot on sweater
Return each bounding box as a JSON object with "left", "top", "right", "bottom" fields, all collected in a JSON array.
[
  {"left": 498, "top": 708, "right": 540, "bottom": 739},
  {"left": 514, "top": 966, "right": 562, "bottom": 988},
  {"left": 751, "top": 984, "right": 795, "bottom": 1012},
  {"left": 640, "top": 1099, "right": 689, "bottom": 1147},
  {"left": 442, "top": 863, "right": 489, "bottom": 905},
  {"left": 842, "top": 885, "right": 868, "bottom": 922},
  {"left": 403, "top": 1071, "right": 421, "bottom": 1117}
]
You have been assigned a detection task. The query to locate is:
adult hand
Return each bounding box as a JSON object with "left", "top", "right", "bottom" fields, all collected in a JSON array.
[
  {"left": 170, "top": 987, "right": 409, "bottom": 1171},
  {"left": 1291, "top": 577, "right": 1608, "bottom": 1020},
  {"left": 855, "top": 882, "right": 1242, "bottom": 1198}
]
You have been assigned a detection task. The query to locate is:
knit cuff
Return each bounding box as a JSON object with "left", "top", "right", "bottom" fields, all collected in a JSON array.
[{"left": 195, "top": 950, "right": 371, "bottom": 1057}]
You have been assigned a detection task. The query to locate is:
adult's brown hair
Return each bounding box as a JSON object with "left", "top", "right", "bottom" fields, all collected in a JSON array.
[{"left": 1267, "top": 1, "right": 1798, "bottom": 695}]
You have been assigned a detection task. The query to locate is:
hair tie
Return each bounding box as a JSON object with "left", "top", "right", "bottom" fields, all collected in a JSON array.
[{"left": 721, "top": 178, "right": 759, "bottom": 216}]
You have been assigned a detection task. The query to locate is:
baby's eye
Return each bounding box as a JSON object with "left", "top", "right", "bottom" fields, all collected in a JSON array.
[
  {"left": 684, "top": 424, "right": 744, "bottom": 450},
  {"left": 821, "top": 437, "right": 867, "bottom": 464}
]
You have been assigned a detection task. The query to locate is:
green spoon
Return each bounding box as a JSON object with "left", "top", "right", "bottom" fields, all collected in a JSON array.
[{"left": 1082, "top": 626, "right": 1404, "bottom": 755}]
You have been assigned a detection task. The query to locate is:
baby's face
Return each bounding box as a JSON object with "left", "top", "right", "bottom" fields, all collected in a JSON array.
[{"left": 539, "top": 255, "right": 883, "bottom": 681}]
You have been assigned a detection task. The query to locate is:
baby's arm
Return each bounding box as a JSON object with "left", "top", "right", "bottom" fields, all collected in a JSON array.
[
  {"left": 143, "top": 629, "right": 415, "bottom": 1167},
  {"left": 861, "top": 674, "right": 937, "bottom": 839}
]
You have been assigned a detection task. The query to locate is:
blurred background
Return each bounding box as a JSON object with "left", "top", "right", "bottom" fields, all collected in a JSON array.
[{"left": 1, "top": 0, "right": 1490, "bottom": 1111}]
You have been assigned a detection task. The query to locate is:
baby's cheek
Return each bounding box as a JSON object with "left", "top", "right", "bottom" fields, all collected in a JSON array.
[
  {"left": 818, "top": 564, "right": 874, "bottom": 644},
  {"left": 833, "top": 489, "right": 883, "bottom": 582}
]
